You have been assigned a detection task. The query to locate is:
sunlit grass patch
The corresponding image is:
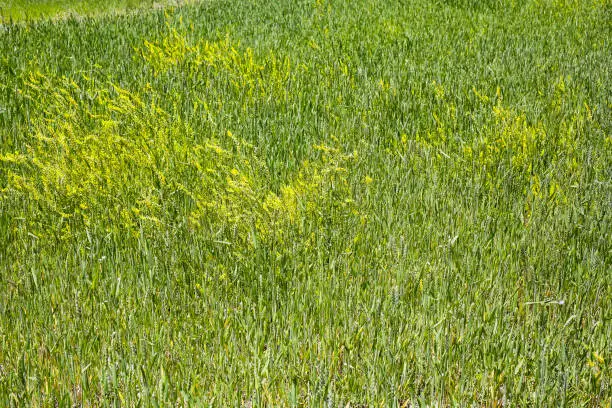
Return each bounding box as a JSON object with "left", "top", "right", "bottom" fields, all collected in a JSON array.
[
  {"left": 137, "top": 29, "right": 292, "bottom": 104},
  {"left": 1, "top": 66, "right": 361, "bottom": 252}
]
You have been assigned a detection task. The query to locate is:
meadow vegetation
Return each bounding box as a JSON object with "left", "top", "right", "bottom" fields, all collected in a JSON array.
[
  {"left": 0, "top": 0, "right": 610, "bottom": 405},
  {"left": 0, "top": 0, "right": 189, "bottom": 21}
]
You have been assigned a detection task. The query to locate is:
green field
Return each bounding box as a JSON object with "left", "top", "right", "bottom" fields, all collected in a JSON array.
[
  {"left": 0, "top": 0, "right": 610, "bottom": 405},
  {"left": 0, "top": 0, "right": 192, "bottom": 21}
]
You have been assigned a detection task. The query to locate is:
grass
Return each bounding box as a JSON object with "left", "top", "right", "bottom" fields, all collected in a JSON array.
[
  {"left": 0, "top": 0, "right": 610, "bottom": 406},
  {"left": 0, "top": 0, "right": 189, "bottom": 21}
]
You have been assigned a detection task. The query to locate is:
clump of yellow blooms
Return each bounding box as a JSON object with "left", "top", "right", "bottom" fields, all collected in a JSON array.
[{"left": 1, "top": 62, "right": 358, "bottom": 250}]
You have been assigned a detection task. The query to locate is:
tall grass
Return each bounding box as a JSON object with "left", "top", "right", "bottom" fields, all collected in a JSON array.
[
  {"left": 0, "top": 0, "right": 610, "bottom": 405},
  {"left": 0, "top": 0, "right": 192, "bottom": 21}
]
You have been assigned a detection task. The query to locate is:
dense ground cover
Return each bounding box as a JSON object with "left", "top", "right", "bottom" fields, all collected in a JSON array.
[
  {"left": 0, "top": 0, "right": 610, "bottom": 405},
  {"left": 0, "top": 0, "right": 188, "bottom": 21}
]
